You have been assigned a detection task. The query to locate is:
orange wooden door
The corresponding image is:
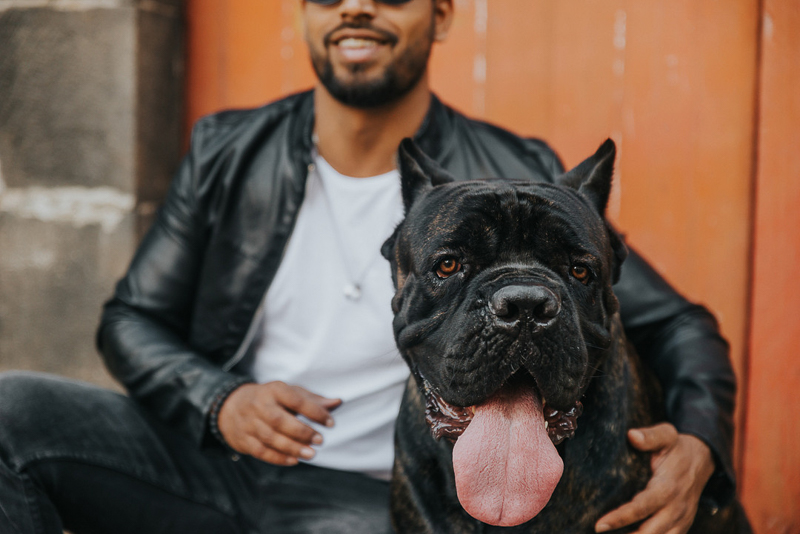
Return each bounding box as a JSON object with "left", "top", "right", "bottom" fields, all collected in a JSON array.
[
  {"left": 741, "top": 3, "right": 800, "bottom": 532},
  {"left": 185, "top": 1, "right": 800, "bottom": 531}
]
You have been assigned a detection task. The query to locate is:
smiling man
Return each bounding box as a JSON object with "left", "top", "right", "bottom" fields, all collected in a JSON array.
[{"left": 0, "top": 1, "right": 737, "bottom": 533}]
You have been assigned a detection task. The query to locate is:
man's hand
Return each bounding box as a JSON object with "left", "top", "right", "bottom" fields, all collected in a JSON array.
[
  {"left": 595, "top": 423, "right": 715, "bottom": 534},
  {"left": 217, "top": 382, "right": 342, "bottom": 466}
]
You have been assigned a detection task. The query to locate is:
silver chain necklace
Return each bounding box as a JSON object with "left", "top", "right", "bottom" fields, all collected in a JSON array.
[{"left": 309, "top": 144, "right": 396, "bottom": 301}]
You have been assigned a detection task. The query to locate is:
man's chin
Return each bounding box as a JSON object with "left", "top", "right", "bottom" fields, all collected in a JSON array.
[{"left": 319, "top": 73, "right": 408, "bottom": 109}]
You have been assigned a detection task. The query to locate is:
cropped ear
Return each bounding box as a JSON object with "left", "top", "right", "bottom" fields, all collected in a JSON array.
[
  {"left": 397, "top": 138, "right": 455, "bottom": 212},
  {"left": 557, "top": 139, "right": 616, "bottom": 216}
]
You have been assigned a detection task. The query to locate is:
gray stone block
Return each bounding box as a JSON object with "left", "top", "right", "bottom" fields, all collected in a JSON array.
[
  {"left": 0, "top": 7, "right": 136, "bottom": 191},
  {"left": 0, "top": 199, "right": 133, "bottom": 389},
  {"left": 0, "top": 2, "right": 184, "bottom": 390}
]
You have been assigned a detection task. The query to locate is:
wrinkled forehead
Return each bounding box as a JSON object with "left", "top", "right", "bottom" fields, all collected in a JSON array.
[
  {"left": 409, "top": 180, "right": 606, "bottom": 242},
  {"left": 398, "top": 179, "right": 616, "bottom": 269}
]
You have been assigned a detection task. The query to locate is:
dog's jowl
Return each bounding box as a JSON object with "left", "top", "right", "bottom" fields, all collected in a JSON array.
[{"left": 381, "top": 139, "right": 750, "bottom": 533}]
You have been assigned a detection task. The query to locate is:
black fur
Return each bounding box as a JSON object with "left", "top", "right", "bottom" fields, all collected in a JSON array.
[{"left": 383, "top": 138, "right": 750, "bottom": 533}]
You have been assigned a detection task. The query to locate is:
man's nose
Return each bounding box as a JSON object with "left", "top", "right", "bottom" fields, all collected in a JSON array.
[{"left": 338, "top": 0, "right": 377, "bottom": 18}]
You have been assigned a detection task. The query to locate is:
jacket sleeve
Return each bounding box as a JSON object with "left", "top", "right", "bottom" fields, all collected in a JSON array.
[
  {"left": 96, "top": 119, "right": 253, "bottom": 447},
  {"left": 615, "top": 247, "right": 737, "bottom": 507}
]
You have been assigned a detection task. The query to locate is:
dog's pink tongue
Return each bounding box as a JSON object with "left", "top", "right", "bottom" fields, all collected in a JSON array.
[{"left": 452, "top": 384, "right": 563, "bottom": 527}]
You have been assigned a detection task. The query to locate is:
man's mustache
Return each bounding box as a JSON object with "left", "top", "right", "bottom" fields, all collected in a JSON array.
[{"left": 323, "top": 21, "right": 399, "bottom": 47}]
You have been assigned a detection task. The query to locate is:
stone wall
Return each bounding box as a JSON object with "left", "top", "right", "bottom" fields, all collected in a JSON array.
[{"left": 0, "top": 0, "right": 184, "bottom": 388}]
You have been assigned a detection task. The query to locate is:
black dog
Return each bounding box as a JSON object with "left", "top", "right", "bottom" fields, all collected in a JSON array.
[{"left": 381, "top": 139, "right": 749, "bottom": 533}]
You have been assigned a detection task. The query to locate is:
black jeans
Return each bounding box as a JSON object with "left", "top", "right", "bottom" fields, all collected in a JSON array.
[{"left": 0, "top": 372, "right": 393, "bottom": 534}]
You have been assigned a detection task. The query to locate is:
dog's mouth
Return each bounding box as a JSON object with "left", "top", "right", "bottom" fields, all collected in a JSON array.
[
  {"left": 422, "top": 373, "right": 583, "bottom": 446},
  {"left": 421, "top": 371, "right": 583, "bottom": 527}
]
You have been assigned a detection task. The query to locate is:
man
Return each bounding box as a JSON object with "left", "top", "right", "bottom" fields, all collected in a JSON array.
[{"left": 0, "top": 1, "right": 736, "bottom": 533}]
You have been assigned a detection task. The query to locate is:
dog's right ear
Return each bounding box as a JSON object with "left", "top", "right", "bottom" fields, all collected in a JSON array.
[
  {"left": 556, "top": 139, "right": 616, "bottom": 217},
  {"left": 397, "top": 138, "right": 455, "bottom": 212}
]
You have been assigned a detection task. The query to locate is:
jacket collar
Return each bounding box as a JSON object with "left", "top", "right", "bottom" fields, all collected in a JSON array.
[{"left": 292, "top": 89, "right": 451, "bottom": 165}]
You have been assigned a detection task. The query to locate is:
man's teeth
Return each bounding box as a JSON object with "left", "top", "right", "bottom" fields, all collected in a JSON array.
[{"left": 338, "top": 38, "right": 379, "bottom": 49}]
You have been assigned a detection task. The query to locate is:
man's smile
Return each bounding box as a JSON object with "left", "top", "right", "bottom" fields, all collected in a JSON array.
[
  {"left": 333, "top": 37, "right": 386, "bottom": 63},
  {"left": 325, "top": 27, "right": 398, "bottom": 65}
]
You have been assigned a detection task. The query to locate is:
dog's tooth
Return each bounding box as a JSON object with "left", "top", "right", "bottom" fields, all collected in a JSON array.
[{"left": 545, "top": 420, "right": 549, "bottom": 430}]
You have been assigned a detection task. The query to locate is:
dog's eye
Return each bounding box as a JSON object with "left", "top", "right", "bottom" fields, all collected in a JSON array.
[
  {"left": 436, "top": 258, "right": 462, "bottom": 278},
  {"left": 571, "top": 265, "right": 591, "bottom": 284}
]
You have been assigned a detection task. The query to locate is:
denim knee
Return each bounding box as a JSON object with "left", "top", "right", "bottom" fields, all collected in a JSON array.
[{"left": 0, "top": 372, "right": 64, "bottom": 466}]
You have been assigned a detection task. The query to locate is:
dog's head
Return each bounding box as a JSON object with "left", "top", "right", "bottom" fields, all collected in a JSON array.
[{"left": 382, "top": 138, "right": 627, "bottom": 527}]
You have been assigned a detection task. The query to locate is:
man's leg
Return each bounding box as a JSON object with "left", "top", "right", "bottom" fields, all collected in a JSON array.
[
  {"left": 0, "top": 372, "right": 243, "bottom": 534},
  {"left": 245, "top": 461, "right": 393, "bottom": 534}
]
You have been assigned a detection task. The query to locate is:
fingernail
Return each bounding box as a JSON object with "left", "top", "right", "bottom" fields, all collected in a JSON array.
[
  {"left": 596, "top": 524, "right": 611, "bottom": 533},
  {"left": 326, "top": 417, "right": 335, "bottom": 428},
  {"left": 312, "top": 434, "right": 323, "bottom": 445},
  {"left": 285, "top": 457, "right": 298, "bottom": 466},
  {"left": 300, "top": 447, "right": 315, "bottom": 459},
  {"left": 629, "top": 429, "right": 644, "bottom": 442}
]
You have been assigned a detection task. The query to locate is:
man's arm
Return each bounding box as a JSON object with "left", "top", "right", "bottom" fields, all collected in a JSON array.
[
  {"left": 96, "top": 119, "right": 251, "bottom": 445},
  {"left": 593, "top": 247, "right": 736, "bottom": 533},
  {"left": 616, "top": 247, "right": 737, "bottom": 502}
]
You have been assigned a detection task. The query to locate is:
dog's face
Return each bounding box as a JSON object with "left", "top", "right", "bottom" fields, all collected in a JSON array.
[{"left": 383, "top": 139, "right": 627, "bottom": 527}]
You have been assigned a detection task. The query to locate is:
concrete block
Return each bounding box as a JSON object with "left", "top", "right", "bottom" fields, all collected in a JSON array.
[
  {"left": 0, "top": 7, "right": 136, "bottom": 191},
  {"left": 0, "top": 187, "right": 134, "bottom": 389}
]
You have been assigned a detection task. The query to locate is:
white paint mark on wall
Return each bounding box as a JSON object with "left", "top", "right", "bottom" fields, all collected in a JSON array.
[
  {"left": 0, "top": 186, "right": 134, "bottom": 233},
  {"left": 474, "top": 0, "right": 487, "bottom": 35},
  {"left": 0, "top": 0, "right": 122, "bottom": 12},
  {"left": 613, "top": 58, "right": 625, "bottom": 77},
  {"left": 472, "top": 0, "right": 488, "bottom": 116},
  {"left": 473, "top": 54, "right": 487, "bottom": 84},
  {"left": 608, "top": 132, "right": 623, "bottom": 222},
  {"left": 763, "top": 12, "right": 774, "bottom": 41},
  {"left": 613, "top": 10, "right": 627, "bottom": 51}
]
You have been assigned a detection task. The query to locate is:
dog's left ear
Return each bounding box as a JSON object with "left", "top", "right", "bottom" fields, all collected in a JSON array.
[
  {"left": 557, "top": 139, "right": 616, "bottom": 216},
  {"left": 397, "top": 138, "right": 455, "bottom": 212}
]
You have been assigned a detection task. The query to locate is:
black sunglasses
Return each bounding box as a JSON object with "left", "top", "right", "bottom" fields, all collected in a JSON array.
[{"left": 307, "top": 0, "right": 413, "bottom": 5}]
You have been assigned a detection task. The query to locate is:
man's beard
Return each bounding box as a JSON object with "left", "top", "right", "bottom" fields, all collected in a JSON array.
[{"left": 310, "top": 22, "right": 434, "bottom": 109}]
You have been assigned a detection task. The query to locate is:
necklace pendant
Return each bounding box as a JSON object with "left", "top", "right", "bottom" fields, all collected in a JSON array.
[{"left": 343, "top": 283, "right": 362, "bottom": 301}]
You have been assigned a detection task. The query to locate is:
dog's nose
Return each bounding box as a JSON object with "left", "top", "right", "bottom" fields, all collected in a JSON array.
[{"left": 489, "top": 285, "right": 561, "bottom": 329}]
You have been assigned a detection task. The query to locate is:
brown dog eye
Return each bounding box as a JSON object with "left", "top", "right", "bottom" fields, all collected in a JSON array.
[
  {"left": 436, "top": 258, "right": 462, "bottom": 278},
  {"left": 571, "top": 265, "right": 590, "bottom": 283}
]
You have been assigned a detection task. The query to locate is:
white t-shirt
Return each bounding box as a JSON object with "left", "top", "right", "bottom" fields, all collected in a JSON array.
[{"left": 249, "top": 153, "right": 408, "bottom": 479}]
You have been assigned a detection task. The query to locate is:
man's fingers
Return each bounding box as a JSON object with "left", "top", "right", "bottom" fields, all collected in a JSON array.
[
  {"left": 628, "top": 422, "right": 679, "bottom": 452},
  {"left": 261, "top": 407, "right": 324, "bottom": 446},
  {"left": 595, "top": 486, "right": 663, "bottom": 532},
  {"left": 631, "top": 504, "right": 693, "bottom": 534},
  {"left": 274, "top": 384, "right": 340, "bottom": 426},
  {"left": 245, "top": 436, "right": 299, "bottom": 466},
  {"left": 252, "top": 419, "right": 318, "bottom": 460}
]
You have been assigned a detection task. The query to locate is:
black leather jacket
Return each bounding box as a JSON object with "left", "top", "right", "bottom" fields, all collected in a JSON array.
[{"left": 97, "top": 90, "right": 736, "bottom": 503}]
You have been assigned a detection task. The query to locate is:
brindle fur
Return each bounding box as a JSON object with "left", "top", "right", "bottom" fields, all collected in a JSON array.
[{"left": 384, "top": 139, "right": 750, "bottom": 533}]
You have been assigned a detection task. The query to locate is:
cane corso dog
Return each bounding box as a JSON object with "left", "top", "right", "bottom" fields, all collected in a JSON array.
[{"left": 381, "top": 139, "right": 750, "bottom": 533}]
